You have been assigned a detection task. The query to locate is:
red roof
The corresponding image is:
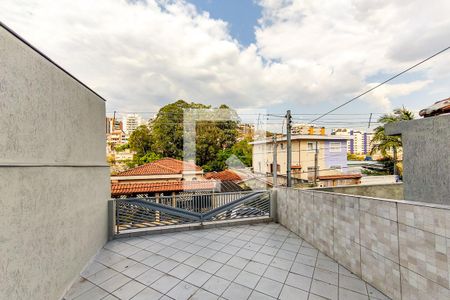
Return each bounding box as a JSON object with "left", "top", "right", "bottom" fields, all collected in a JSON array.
[
  {"left": 318, "top": 174, "right": 362, "bottom": 180},
  {"left": 204, "top": 170, "right": 245, "bottom": 181},
  {"left": 111, "top": 181, "right": 216, "bottom": 196},
  {"left": 114, "top": 158, "right": 202, "bottom": 176}
]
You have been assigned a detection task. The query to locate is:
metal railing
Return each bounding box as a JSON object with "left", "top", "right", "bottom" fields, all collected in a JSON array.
[
  {"left": 127, "top": 191, "right": 253, "bottom": 213},
  {"left": 110, "top": 190, "right": 272, "bottom": 236}
]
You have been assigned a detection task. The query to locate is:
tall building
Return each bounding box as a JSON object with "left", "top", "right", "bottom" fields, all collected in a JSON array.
[
  {"left": 331, "top": 128, "right": 374, "bottom": 155},
  {"left": 122, "top": 114, "right": 143, "bottom": 134}
]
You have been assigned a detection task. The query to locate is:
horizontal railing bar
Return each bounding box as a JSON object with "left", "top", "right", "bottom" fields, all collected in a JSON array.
[
  {"left": 118, "top": 199, "right": 202, "bottom": 220},
  {"left": 202, "top": 191, "right": 268, "bottom": 220}
]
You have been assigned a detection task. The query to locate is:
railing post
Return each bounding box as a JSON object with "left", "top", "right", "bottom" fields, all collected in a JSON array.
[
  {"left": 172, "top": 192, "right": 176, "bottom": 208},
  {"left": 212, "top": 193, "right": 217, "bottom": 209},
  {"left": 270, "top": 189, "right": 278, "bottom": 223},
  {"left": 108, "top": 200, "right": 116, "bottom": 240},
  {"left": 155, "top": 193, "right": 160, "bottom": 222}
]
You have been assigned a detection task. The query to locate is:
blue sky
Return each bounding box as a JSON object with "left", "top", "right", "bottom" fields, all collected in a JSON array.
[{"left": 189, "top": 0, "right": 261, "bottom": 46}]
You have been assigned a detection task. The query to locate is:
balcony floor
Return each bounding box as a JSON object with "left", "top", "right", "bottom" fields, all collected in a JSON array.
[{"left": 64, "top": 223, "right": 390, "bottom": 300}]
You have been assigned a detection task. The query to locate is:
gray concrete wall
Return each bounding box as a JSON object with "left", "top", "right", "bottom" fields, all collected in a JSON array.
[
  {"left": 385, "top": 114, "right": 450, "bottom": 204},
  {"left": 277, "top": 188, "right": 450, "bottom": 300},
  {"left": 0, "top": 24, "right": 110, "bottom": 300},
  {"left": 315, "top": 183, "right": 404, "bottom": 200}
]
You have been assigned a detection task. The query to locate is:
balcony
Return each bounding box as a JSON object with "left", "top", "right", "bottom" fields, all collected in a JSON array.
[{"left": 64, "top": 222, "right": 388, "bottom": 300}]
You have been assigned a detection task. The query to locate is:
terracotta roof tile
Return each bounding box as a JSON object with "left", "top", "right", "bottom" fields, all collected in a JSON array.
[
  {"left": 114, "top": 158, "right": 202, "bottom": 176},
  {"left": 204, "top": 170, "right": 244, "bottom": 181},
  {"left": 111, "top": 181, "right": 216, "bottom": 196}
]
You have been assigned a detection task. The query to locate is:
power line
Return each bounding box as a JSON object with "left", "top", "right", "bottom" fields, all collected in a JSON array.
[{"left": 309, "top": 45, "right": 450, "bottom": 124}]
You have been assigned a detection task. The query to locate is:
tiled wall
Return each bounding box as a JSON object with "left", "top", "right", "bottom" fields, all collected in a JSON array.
[{"left": 276, "top": 188, "right": 450, "bottom": 300}]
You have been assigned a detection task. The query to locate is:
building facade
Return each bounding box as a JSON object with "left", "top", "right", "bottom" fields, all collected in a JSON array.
[
  {"left": 122, "top": 113, "right": 143, "bottom": 134},
  {"left": 332, "top": 128, "right": 374, "bottom": 155},
  {"left": 251, "top": 135, "right": 349, "bottom": 182}
]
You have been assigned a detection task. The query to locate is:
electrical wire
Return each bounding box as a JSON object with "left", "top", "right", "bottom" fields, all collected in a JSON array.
[{"left": 309, "top": 45, "right": 450, "bottom": 123}]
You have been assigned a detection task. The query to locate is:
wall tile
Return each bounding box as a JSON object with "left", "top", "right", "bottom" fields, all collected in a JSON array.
[
  {"left": 298, "top": 191, "right": 314, "bottom": 244},
  {"left": 334, "top": 195, "right": 359, "bottom": 243},
  {"left": 313, "top": 192, "right": 334, "bottom": 258},
  {"left": 399, "top": 224, "right": 449, "bottom": 288},
  {"left": 286, "top": 188, "right": 299, "bottom": 234},
  {"left": 361, "top": 247, "right": 401, "bottom": 300},
  {"left": 360, "top": 212, "right": 399, "bottom": 263},
  {"left": 401, "top": 267, "right": 450, "bottom": 300},
  {"left": 333, "top": 233, "right": 361, "bottom": 276},
  {"left": 398, "top": 203, "right": 450, "bottom": 238},
  {"left": 360, "top": 198, "right": 397, "bottom": 221},
  {"left": 277, "top": 188, "right": 288, "bottom": 224}
]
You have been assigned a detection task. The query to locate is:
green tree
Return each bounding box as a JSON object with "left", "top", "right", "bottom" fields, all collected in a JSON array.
[
  {"left": 151, "top": 100, "right": 209, "bottom": 158},
  {"left": 230, "top": 138, "right": 252, "bottom": 166},
  {"left": 151, "top": 100, "right": 240, "bottom": 171},
  {"left": 370, "top": 107, "right": 414, "bottom": 175},
  {"left": 128, "top": 125, "right": 152, "bottom": 157},
  {"left": 202, "top": 138, "right": 252, "bottom": 171},
  {"left": 115, "top": 143, "right": 130, "bottom": 152}
]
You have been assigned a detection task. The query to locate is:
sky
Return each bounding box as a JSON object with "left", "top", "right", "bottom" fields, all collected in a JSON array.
[{"left": 1, "top": 0, "right": 449, "bottom": 130}]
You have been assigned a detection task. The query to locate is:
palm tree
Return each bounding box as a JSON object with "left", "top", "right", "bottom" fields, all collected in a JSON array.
[{"left": 370, "top": 107, "right": 414, "bottom": 175}]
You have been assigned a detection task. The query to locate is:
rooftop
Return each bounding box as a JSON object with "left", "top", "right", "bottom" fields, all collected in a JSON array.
[
  {"left": 111, "top": 181, "right": 217, "bottom": 196},
  {"left": 114, "top": 158, "right": 202, "bottom": 177},
  {"left": 64, "top": 223, "right": 388, "bottom": 300},
  {"left": 204, "top": 170, "right": 246, "bottom": 182}
]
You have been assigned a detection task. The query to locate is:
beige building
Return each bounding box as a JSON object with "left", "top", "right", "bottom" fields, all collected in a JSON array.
[{"left": 251, "top": 135, "right": 349, "bottom": 182}]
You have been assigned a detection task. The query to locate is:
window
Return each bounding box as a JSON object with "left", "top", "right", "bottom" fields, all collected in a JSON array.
[
  {"left": 330, "top": 142, "right": 341, "bottom": 152},
  {"left": 307, "top": 142, "right": 315, "bottom": 151}
]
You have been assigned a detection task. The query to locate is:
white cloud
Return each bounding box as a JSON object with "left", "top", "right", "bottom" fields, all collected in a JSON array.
[
  {"left": 0, "top": 0, "right": 449, "bottom": 115},
  {"left": 364, "top": 80, "right": 433, "bottom": 111}
]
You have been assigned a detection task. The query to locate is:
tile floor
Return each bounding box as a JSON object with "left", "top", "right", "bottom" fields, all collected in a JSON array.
[{"left": 64, "top": 223, "right": 390, "bottom": 300}]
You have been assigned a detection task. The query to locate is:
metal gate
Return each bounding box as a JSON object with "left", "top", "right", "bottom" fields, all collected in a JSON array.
[{"left": 109, "top": 191, "right": 272, "bottom": 238}]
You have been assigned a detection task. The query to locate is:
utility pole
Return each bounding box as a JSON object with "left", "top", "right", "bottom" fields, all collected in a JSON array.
[
  {"left": 286, "top": 110, "right": 292, "bottom": 187},
  {"left": 272, "top": 135, "right": 278, "bottom": 187},
  {"left": 313, "top": 140, "right": 318, "bottom": 186},
  {"left": 368, "top": 112, "right": 373, "bottom": 129}
]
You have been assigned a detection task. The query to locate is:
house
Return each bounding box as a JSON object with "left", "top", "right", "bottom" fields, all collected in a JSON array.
[
  {"left": 111, "top": 158, "right": 214, "bottom": 197},
  {"left": 112, "top": 157, "right": 204, "bottom": 184},
  {"left": 251, "top": 134, "right": 352, "bottom": 182}
]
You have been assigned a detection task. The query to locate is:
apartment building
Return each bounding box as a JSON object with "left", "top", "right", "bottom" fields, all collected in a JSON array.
[
  {"left": 332, "top": 128, "right": 374, "bottom": 155},
  {"left": 122, "top": 113, "right": 143, "bottom": 134}
]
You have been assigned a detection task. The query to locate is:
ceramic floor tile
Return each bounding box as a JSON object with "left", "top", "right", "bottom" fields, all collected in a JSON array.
[
  {"left": 215, "top": 265, "right": 241, "bottom": 281},
  {"left": 222, "top": 282, "right": 253, "bottom": 300},
  {"left": 150, "top": 275, "right": 181, "bottom": 294},
  {"left": 166, "top": 281, "right": 198, "bottom": 300},
  {"left": 184, "top": 269, "right": 213, "bottom": 287},
  {"left": 202, "top": 275, "right": 231, "bottom": 296},
  {"left": 254, "top": 277, "right": 284, "bottom": 298},
  {"left": 112, "top": 280, "right": 146, "bottom": 300},
  {"left": 131, "top": 287, "right": 163, "bottom": 300},
  {"left": 234, "top": 270, "right": 260, "bottom": 289},
  {"left": 278, "top": 284, "right": 309, "bottom": 300}
]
